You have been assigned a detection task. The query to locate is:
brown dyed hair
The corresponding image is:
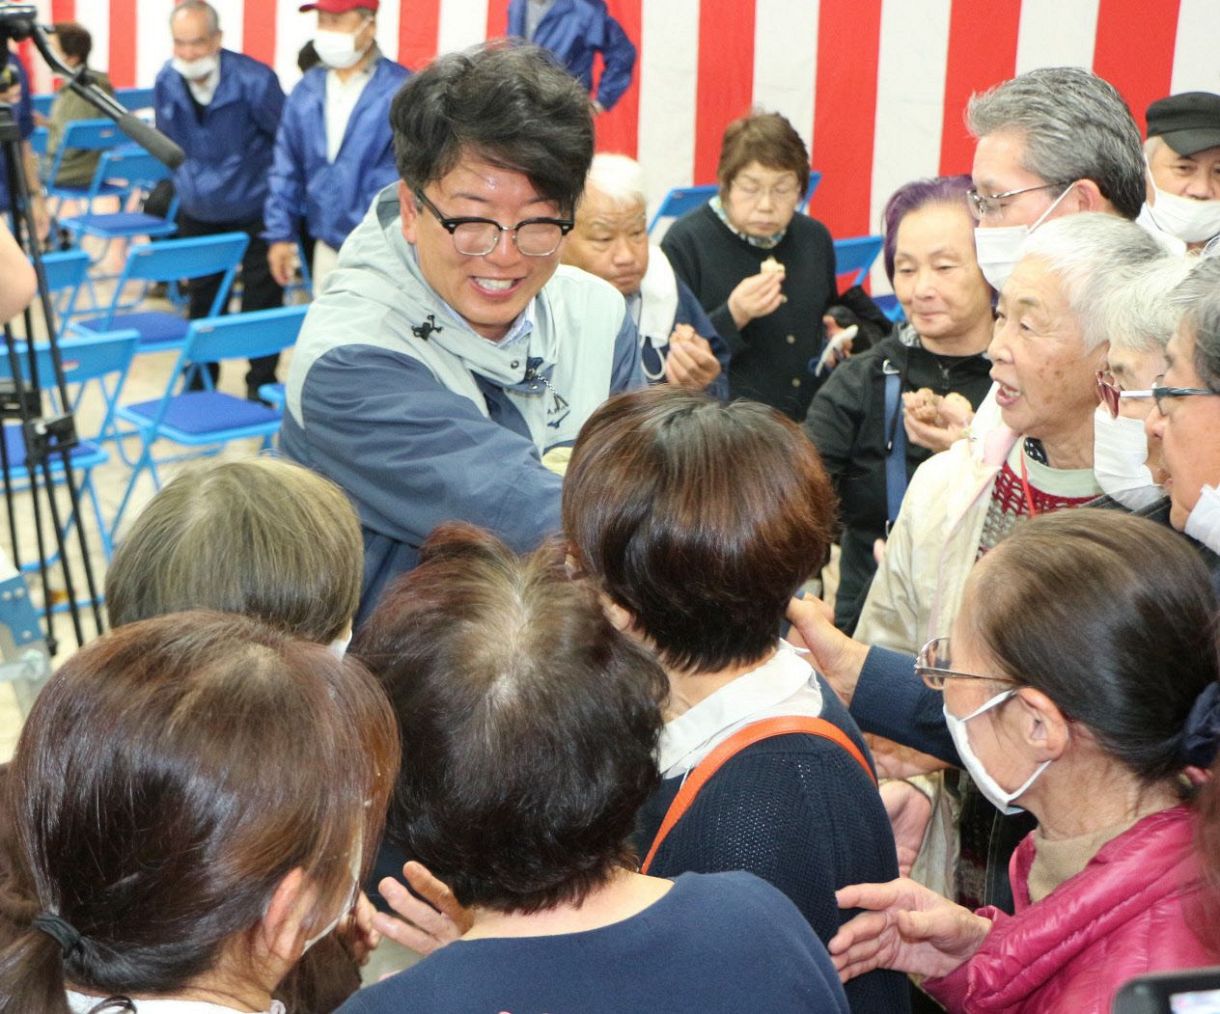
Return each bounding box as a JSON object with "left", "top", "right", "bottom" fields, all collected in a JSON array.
[
  {"left": 354, "top": 523, "right": 668, "bottom": 915},
  {"left": 52, "top": 22, "right": 92, "bottom": 65},
  {"left": 716, "top": 109, "right": 811, "bottom": 199},
  {"left": 0, "top": 612, "right": 399, "bottom": 1014},
  {"left": 966, "top": 510, "right": 1219, "bottom": 784},
  {"left": 563, "top": 388, "right": 836, "bottom": 673},
  {"left": 106, "top": 457, "right": 362, "bottom": 644}
]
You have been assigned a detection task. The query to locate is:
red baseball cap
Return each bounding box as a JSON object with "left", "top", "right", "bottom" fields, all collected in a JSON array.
[{"left": 299, "top": 0, "right": 379, "bottom": 13}]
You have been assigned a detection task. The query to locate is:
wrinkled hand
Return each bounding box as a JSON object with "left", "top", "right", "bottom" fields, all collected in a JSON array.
[
  {"left": 830, "top": 878, "right": 990, "bottom": 983},
  {"left": 785, "top": 596, "right": 868, "bottom": 705},
  {"left": 372, "top": 861, "right": 472, "bottom": 957},
  {"left": 336, "top": 890, "right": 380, "bottom": 966},
  {"left": 868, "top": 736, "right": 950, "bottom": 780},
  {"left": 728, "top": 270, "right": 785, "bottom": 329},
  {"left": 902, "top": 392, "right": 973, "bottom": 452},
  {"left": 664, "top": 324, "right": 722, "bottom": 390},
  {"left": 879, "top": 780, "right": 934, "bottom": 877},
  {"left": 268, "top": 241, "right": 299, "bottom": 287}
]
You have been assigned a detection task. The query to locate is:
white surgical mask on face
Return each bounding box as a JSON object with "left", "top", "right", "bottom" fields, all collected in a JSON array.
[
  {"left": 1147, "top": 185, "right": 1220, "bottom": 244},
  {"left": 1185, "top": 484, "right": 1220, "bottom": 555},
  {"left": 943, "top": 691, "right": 1050, "bottom": 815},
  {"left": 303, "top": 832, "right": 362, "bottom": 954},
  {"left": 973, "top": 185, "right": 1074, "bottom": 292},
  {"left": 1092, "top": 405, "right": 1163, "bottom": 510},
  {"left": 171, "top": 53, "right": 219, "bottom": 82},
  {"left": 314, "top": 26, "right": 370, "bottom": 70}
]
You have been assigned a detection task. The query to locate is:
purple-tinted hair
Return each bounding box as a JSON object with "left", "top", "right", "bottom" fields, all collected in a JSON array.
[{"left": 881, "top": 174, "right": 974, "bottom": 284}]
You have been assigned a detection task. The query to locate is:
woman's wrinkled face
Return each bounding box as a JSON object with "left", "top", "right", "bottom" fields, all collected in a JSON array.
[{"left": 723, "top": 161, "right": 802, "bottom": 238}]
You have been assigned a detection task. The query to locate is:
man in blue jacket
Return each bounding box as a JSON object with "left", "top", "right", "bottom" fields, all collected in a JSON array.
[
  {"left": 264, "top": 0, "right": 408, "bottom": 294},
  {"left": 155, "top": 0, "right": 285, "bottom": 398},
  {"left": 507, "top": 0, "right": 636, "bottom": 113},
  {"left": 280, "top": 44, "right": 643, "bottom": 623}
]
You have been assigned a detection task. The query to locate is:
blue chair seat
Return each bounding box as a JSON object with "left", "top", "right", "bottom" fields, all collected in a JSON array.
[
  {"left": 62, "top": 211, "right": 179, "bottom": 239},
  {"left": 121, "top": 391, "right": 279, "bottom": 438},
  {"left": 3, "top": 425, "right": 106, "bottom": 472},
  {"left": 74, "top": 311, "right": 190, "bottom": 347}
]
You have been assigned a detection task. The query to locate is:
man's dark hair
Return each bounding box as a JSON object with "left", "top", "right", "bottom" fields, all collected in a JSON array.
[
  {"left": 389, "top": 42, "right": 594, "bottom": 215},
  {"left": 563, "top": 388, "right": 837, "bottom": 674},
  {"left": 52, "top": 22, "right": 92, "bottom": 65},
  {"left": 354, "top": 523, "right": 667, "bottom": 915}
]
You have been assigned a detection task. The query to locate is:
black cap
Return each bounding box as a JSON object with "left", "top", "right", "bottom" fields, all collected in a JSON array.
[{"left": 1146, "top": 92, "right": 1220, "bottom": 156}]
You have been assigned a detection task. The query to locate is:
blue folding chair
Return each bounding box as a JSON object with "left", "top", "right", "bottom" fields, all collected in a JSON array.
[
  {"left": 833, "top": 235, "right": 884, "bottom": 288},
  {"left": 69, "top": 232, "right": 249, "bottom": 353},
  {"left": 114, "top": 86, "right": 155, "bottom": 112},
  {"left": 30, "top": 125, "right": 48, "bottom": 157},
  {"left": 58, "top": 146, "right": 179, "bottom": 250},
  {"left": 43, "top": 119, "right": 129, "bottom": 213},
  {"left": 0, "top": 331, "right": 140, "bottom": 561},
  {"left": 111, "top": 306, "right": 309, "bottom": 536},
  {"left": 30, "top": 93, "right": 55, "bottom": 118},
  {"left": 37, "top": 248, "right": 91, "bottom": 325},
  {"left": 648, "top": 184, "right": 718, "bottom": 235},
  {"left": 257, "top": 382, "right": 285, "bottom": 410},
  {"left": 799, "top": 170, "right": 823, "bottom": 213}
]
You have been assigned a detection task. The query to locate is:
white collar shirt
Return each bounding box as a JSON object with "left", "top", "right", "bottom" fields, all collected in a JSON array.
[{"left": 325, "top": 59, "right": 374, "bottom": 163}]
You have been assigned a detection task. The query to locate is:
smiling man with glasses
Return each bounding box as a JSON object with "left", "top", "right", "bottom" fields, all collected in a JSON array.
[{"left": 281, "top": 43, "right": 643, "bottom": 624}]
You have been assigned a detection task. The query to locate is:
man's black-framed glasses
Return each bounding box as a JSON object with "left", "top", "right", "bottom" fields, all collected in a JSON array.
[
  {"left": 413, "top": 188, "right": 573, "bottom": 257},
  {"left": 1150, "top": 374, "right": 1220, "bottom": 415},
  {"left": 915, "top": 636, "right": 1018, "bottom": 691}
]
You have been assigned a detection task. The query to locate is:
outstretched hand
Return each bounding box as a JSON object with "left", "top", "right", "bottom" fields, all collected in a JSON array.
[
  {"left": 829, "top": 878, "right": 990, "bottom": 983},
  {"left": 371, "top": 861, "right": 472, "bottom": 957},
  {"left": 785, "top": 596, "right": 869, "bottom": 705}
]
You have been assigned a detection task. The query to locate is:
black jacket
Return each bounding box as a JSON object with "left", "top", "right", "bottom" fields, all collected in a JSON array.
[{"left": 803, "top": 326, "right": 993, "bottom": 631}]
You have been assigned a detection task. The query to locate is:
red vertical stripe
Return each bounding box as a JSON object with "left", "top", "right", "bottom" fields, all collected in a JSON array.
[
  {"left": 1092, "top": 0, "right": 1180, "bottom": 135},
  {"left": 50, "top": 0, "right": 75, "bottom": 21},
  {"left": 593, "top": 0, "right": 641, "bottom": 158},
  {"left": 486, "top": 0, "right": 508, "bottom": 41},
  {"left": 809, "top": 0, "right": 882, "bottom": 240},
  {"left": 692, "top": 0, "right": 755, "bottom": 184},
  {"left": 108, "top": 0, "right": 138, "bottom": 87},
  {"left": 938, "top": 0, "right": 1021, "bottom": 176},
  {"left": 399, "top": 0, "right": 442, "bottom": 71},
  {"left": 242, "top": 0, "right": 278, "bottom": 68}
]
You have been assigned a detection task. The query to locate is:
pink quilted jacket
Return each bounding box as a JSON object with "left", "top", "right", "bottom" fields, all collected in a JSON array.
[{"left": 925, "top": 805, "right": 1218, "bottom": 1013}]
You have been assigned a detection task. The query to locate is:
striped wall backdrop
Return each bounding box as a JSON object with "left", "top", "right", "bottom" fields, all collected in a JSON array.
[{"left": 20, "top": 0, "right": 1220, "bottom": 288}]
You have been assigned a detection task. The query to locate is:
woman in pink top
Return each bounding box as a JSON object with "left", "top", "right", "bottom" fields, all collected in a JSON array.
[{"left": 830, "top": 509, "right": 1220, "bottom": 1012}]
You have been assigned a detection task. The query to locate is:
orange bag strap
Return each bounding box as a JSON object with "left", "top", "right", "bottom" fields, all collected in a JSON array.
[{"left": 640, "top": 715, "right": 876, "bottom": 875}]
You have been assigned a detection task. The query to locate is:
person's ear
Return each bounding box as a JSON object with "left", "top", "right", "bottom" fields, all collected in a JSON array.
[
  {"left": 599, "top": 594, "right": 637, "bottom": 635},
  {"left": 1013, "top": 687, "right": 1071, "bottom": 762},
  {"left": 256, "top": 868, "right": 316, "bottom": 965},
  {"left": 399, "top": 181, "right": 419, "bottom": 245},
  {"left": 1070, "top": 179, "right": 1108, "bottom": 214}
]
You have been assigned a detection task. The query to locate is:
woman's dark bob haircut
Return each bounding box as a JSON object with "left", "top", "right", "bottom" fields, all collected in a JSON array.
[
  {"left": 390, "top": 41, "right": 594, "bottom": 215},
  {"left": 966, "top": 509, "right": 1220, "bottom": 783},
  {"left": 716, "top": 109, "right": 812, "bottom": 201},
  {"left": 563, "top": 387, "right": 837, "bottom": 674},
  {"left": 354, "top": 524, "right": 668, "bottom": 915}
]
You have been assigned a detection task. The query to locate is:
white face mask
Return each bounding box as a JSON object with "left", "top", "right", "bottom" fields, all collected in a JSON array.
[
  {"left": 303, "top": 833, "right": 362, "bottom": 953},
  {"left": 328, "top": 631, "right": 352, "bottom": 658},
  {"left": 171, "top": 53, "right": 219, "bottom": 82},
  {"left": 973, "top": 184, "right": 1073, "bottom": 292},
  {"left": 1147, "top": 185, "right": 1220, "bottom": 244},
  {"left": 1185, "top": 484, "right": 1220, "bottom": 555},
  {"left": 314, "top": 26, "right": 370, "bottom": 70},
  {"left": 1092, "top": 405, "right": 1163, "bottom": 510},
  {"left": 943, "top": 692, "right": 1050, "bottom": 815}
]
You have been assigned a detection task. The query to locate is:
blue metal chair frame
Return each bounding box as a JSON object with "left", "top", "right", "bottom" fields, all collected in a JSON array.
[
  {"left": 833, "top": 235, "right": 885, "bottom": 288},
  {"left": 111, "top": 306, "right": 308, "bottom": 537},
  {"left": 647, "top": 170, "right": 824, "bottom": 234},
  {"left": 57, "top": 146, "right": 179, "bottom": 252},
  {"left": 43, "top": 119, "right": 129, "bottom": 214}
]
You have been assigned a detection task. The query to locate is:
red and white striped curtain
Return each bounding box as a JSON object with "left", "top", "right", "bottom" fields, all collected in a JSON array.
[{"left": 24, "top": 0, "right": 1220, "bottom": 284}]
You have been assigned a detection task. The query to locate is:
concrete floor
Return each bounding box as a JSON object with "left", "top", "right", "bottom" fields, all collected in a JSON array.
[{"left": 0, "top": 281, "right": 286, "bottom": 761}]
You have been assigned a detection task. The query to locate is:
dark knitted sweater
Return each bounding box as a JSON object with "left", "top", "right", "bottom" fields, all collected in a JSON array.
[
  {"left": 661, "top": 203, "right": 837, "bottom": 419},
  {"left": 634, "top": 682, "right": 910, "bottom": 1014}
]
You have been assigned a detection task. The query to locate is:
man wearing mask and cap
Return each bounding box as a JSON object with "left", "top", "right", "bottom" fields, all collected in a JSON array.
[
  {"left": 1140, "top": 91, "right": 1220, "bottom": 254},
  {"left": 264, "top": 0, "right": 408, "bottom": 293},
  {"left": 154, "top": 0, "right": 286, "bottom": 401}
]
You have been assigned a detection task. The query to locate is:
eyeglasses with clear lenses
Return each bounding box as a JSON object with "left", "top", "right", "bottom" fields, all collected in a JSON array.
[
  {"left": 413, "top": 188, "right": 573, "bottom": 257},
  {"left": 730, "top": 179, "right": 801, "bottom": 205},
  {"left": 966, "top": 183, "right": 1063, "bottom": 221},
  {"left": 1095, "top": 370, "right": 1153, "bottom": 419},
  {"left": 915, "top": 637, "right": 1017, "bottom": 691},
  {"left": 1150, "top": 374, "right": 1220, "bottom": 416}
]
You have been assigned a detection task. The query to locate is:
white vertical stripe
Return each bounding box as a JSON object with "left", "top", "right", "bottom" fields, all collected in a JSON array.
[
  {"left": 867, "top": 0, "right": 951, "bottom": 292},
  {"left": 1170, "top": 0, "right": 1220, "bottom": 94},
  {"left": 1015, "top": 0, "right": 1100, "bottom": 74},
  {"left": 752, "top": 0, "right": 818, "bottom": 154},
  {"left": 85, "top": 0, "right": 112, "bottom": 77},
  {"left": 28, "top": 0, "right": 54, "bottom": 93},
  {"left": 137, "top": 0, "right": 168, "bottom": 90},
  {"left": 275, "top": 0, "right": 316, "bottom": 94},
  {"left": 376, "top": 1, "right": 402, "bottom": 65},
  {"left": 437, "top": 0, "right": 489, "bottom": 56},
  {"left": 638, "top": 0, "right": 700, "bottom": 219},
  {"left": 214, "top": 0, "right": 245, "bottom": 54}
]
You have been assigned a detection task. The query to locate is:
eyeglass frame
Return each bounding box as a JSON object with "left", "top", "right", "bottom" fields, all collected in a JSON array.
[
  {"left": 412, "top": 187, "right": 574, "bottom": 258},
  {"left": 1095, "top": 370, "right": 1154, "bottom": 419},
  {"left": 966, "top": 182, "right": 1067, "bottom": 221},
  {"left": 915, "top": 636, "right": 1018, "bottom": 691},
  {"left": 1150, "top": 373, "right": 1220, "bottom": 415},
  {"left": 728, "top": 178, "right": 803, "bottom": 205}
]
